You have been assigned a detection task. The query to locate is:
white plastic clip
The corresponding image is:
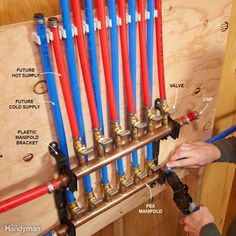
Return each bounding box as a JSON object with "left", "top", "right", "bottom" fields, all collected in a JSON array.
[
  {"left": 32, "top": 32, "right": 41, "bottom": 45},
  {"left": 154, "top": 9, "right": 158, "bottom": 18},
  {"left": 106, "top": 16, "right": 112, "bottom": 28},
  {"left": 47, "top": 29, "right": 53, "bottom": 41},
  {"left": 135, "top": 12, "right": 141, "bottom": 22},
  {"left": 116, "top": 15, "right": 122, "bottom": 26},
  {"left": 94, "top": 18, "right": 101, "bottom": 30},
  {"left": 145, "top": 10, "right": 150, "bottom": 20},
  {"left": 72, "top": 24, "right": 78, "bottom": 37},
  {"left": 126, "top": 14, "right": 131, "bottom": 24},
  {"left": 59, "top": 26, "right": 66, "bottom": 39},
  {"left": 83, "top": 21, "right": 89, "bottom": 34}
]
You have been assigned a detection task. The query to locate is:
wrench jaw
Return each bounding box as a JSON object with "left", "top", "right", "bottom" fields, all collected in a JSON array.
[
  {"left": 103, "top": 183, "right": 119, "bottom": 202},
  {"left": 133, "top": 168, "right": 147, "bottom": 184},
  {"left": 118, "top": 175, "right": 134, "bottom": 193}
]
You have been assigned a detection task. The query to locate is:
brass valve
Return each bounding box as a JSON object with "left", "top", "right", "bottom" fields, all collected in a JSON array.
[
  {"left": 93, "top": 128, "right": 113, "bottom": 159},
  {"left": 87, "top": 191, "right": 103, "bottom": 211},
  {"left": 67, "top": 200, "right": 86, "bottom": 218},
  {"left": 111, "top": 121, "right": 130, "bottom": 149},
  {"left": 118, "top": 175, "right": 134, "bottom": 193},
  {"left": 146, "top": 107, "right": 162, "bottom": 133},
  {"left": 146, "top": 160, "right": 159, "bottom": 176},
  {"left": 103, "top": 183, "right": 119, "bottom": 202},
  {"left": 73, "top": 137, "right": 93, "bottom": 167},
  {"left": 133, "top": 167, "right": 147, "bottom": 184},
  {"left": 155, "top": 99, "right": 174, "bottom": 127},
  {"left": 93, "top": 129, "right": 118, "bottom": 200},
  {"left": 128, "top": 113, "right": 147, "bottom": 141}
]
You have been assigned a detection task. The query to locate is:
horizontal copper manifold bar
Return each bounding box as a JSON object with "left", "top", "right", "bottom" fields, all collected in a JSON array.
[
  {"left": 53, "top": 173, "right": 161, "bottom": 235},
  {"left": 72, "top": 125, "right": 172, "bottom": 179}
]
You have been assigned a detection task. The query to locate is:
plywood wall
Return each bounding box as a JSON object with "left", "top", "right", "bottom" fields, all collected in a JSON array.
[
  {"left": 0, "top": 1, "right": 233, "bottom": 236},
  {"left": 200, "top": 0, "right": 236, "bottom": 233}
]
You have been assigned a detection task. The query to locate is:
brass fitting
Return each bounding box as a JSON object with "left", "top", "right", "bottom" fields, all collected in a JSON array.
[
  {"left": 87, "top": 191, "right": 103, "bottom": 211},
  {"left": 128, "top": 113, "right": 147, "bottom": 141},
  {"left": 118, "top": 175, "right": 134, "bottom": 193},
  {"left": 67, "top": 200, "right": 86, "bottom": 218},
  {"left": 146, "top": 107, "right": 162, "bottom": 133},
  {"left": 111, "top": 121, "right": 130, "bottom": 149},
  {"left": 133, "top": 167, "right": 147, "bottom": 184},
  {"left": 103, "top": 183, "right": 119, "bottom": 202},
  {"left": 155, "top": 99, "right": 172, "bottom": 127},
  {"left": 161, "top": 100, "right": 171, "bottom": 127},
  {"left": 146, "top": 160, "right": 159, "bottom": 176},
  {"left": 93, "top": 128, "right": 113, "bottom": 159},
  {"left": 73, "top": 137, "right": 93, "bottom": 167}
]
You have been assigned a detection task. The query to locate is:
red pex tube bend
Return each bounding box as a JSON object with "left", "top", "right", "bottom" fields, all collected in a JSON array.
[
  {"left": 48, "top": 19, "right": 80, "bottom": 137},
  {"left": 0, "top": 180, "right": 59, "bottom": 214},
  {"left": 71, "top": 0, "right": 99, "bottom": 129},
  {"left": 95, "top": 0, "right": 118, "bottom": 122},
  {"left": 155, "top": 0, "right": 166, "bottom": 100},
  {"left": 138, "top": 0, "right": 151, "bottom": 107},
  {"left": 118, "top": 0, "right": 135, "bottom": 114}
]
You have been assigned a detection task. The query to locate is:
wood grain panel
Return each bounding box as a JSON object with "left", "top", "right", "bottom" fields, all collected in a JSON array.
[
  {"left": 200, "top": 0, "right": 236, "bottom": 234},
  {"left": 0, "top": 0, "right": 61, "bottom": 26}
]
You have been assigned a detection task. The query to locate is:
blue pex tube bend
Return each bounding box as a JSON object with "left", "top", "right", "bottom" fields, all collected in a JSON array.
[
  {"left": 107, "top": 0, "right": 125, "bottom": 177},
  {"left": 60, "top": 0, "right": 93, "bottom": 193},
  {"left": 34, "top": 13, "right": 69, "bottom": 163},
  {"left": 206, "top": 125, "right": 236, "bottom": 143},
  {"left": 108, "top": 0, "right": 120, "bottom": 119},
  {"left": 60, "top": 0, "right": 86, "bottom": 143},
  {"left": 84, "top": 0, "right": 104, "bottom": 133},
  {"left": 34, "top": 14, "right": 76, "bottom": 208}
]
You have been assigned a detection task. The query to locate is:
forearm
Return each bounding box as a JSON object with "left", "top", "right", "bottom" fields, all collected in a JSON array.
[
  {"left": 213, "top": 137, "right": 236, "bottom": 164},
  {"left": 200, "top": 223, "right": 221, "bottom": 236}
]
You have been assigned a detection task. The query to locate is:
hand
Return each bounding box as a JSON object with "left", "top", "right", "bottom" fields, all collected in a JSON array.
[
  {"left": 166, "top": 142, "right": 221, "bottom": 169},
  {"left": 179, "top": 206, "right": 215, "bottom": 236}
]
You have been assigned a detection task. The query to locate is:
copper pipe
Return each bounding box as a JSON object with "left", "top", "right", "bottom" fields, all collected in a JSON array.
[
  {"left": 53, "top": 173, "right": 161, "bottom": 235},
  {"left": 72, "top": 125, "right": 172, "bottom": 179}
]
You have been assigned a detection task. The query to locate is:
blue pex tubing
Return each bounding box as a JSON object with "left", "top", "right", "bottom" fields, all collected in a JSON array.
[
  {"left": 128, "top": 0, "right": 140, "bottom": 169},
  {"left": 146, "top": 0, "right": 155, "bottom": 162},
  {"left": 107, "top": 0, "right": 125, "bottom": 177},
  {"left": 83, "top": 0, "right": 110, "bottom": 185},
  {"left": 60, "top": 0, "right": 94, "bottom": 193}
]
